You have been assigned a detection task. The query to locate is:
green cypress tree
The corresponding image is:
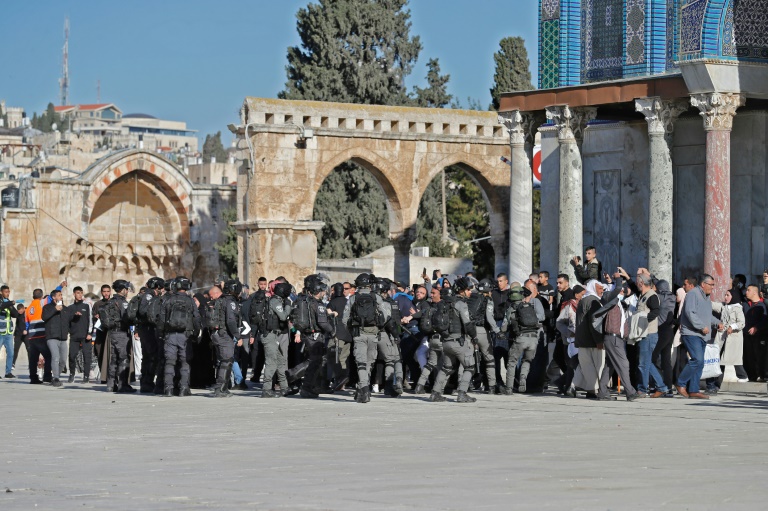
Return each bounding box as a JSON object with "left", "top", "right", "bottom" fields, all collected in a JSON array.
[
  {"left": 413, "top": 58, "right": 452, "bottom": 108},
  {"left": 489, "top": 36, "right": 534, "bottom": 110}
]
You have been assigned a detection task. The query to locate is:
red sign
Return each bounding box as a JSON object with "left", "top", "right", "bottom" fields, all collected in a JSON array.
[{"left": 532, "top": 144, "right": 541, "bottom": 188}]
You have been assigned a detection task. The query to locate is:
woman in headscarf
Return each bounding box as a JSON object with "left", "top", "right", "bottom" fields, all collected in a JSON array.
[
  {"left": 712, "top": 287, "right": 747, "bottom": 384},
  {"left": 572, "top": 279, "right": 622, "bottom": 399}
]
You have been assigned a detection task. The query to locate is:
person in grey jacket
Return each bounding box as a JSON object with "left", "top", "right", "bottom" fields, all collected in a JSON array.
[{"left": 676, "top": 274, "right": 722, "bottom": 399}]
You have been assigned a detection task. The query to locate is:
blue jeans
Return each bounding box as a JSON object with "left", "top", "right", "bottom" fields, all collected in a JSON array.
[
  {"left": 677, "top": 335, "right": 706, "bottom": 393},
  {"left": 1, "top": 333, "right": 13, "bottom": 374},
  {"left": 637, "top": 333, "right": 668, "bottom": 393}
]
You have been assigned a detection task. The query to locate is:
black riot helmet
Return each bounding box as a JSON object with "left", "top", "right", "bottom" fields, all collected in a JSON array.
[
  {"left": 476, "top": 278, "right": 493, "bottom": 293},
  {"left": 440, "top": 287, "right": 454, "bottom": 299},
  {"left": 453, "top": 277, "right": 472, "bottom": 293},
  {"left": 303, "top": 274, "right": 320, "bottom": 291},
  {"left": 309, "top": 280, "right": 327, "bottom": 295},
  {"left": 173, "top": 276, "right": 191, "bottom": 292},
  {"left": 146, "top": 277, "right": 165, "bottom": 290},
  {"left": 112, "top": 280, "right": 134, "bottom": 293},
  {"left": 273, "top": 282, "right": 292, "bottom": 299},
  {"left": 354, "top": 273, "right": 373, "bottom": 288},
  {"left": 223, "top": 279, "right": 243, "bottom": 297},
  {"left": 163, "top": 279, "right": 173, "bottom": 292}
]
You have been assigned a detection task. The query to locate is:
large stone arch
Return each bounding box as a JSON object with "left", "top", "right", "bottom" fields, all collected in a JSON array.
[
  {"left": 308, "top": 147, "right": 410, "bottom": 238},
  {"left": 421, "top": 153, "right": 510, "bottom": 275},
  {"left": 80, "top": 149, "right": 193, "bottom": 242},
  {"left": 57, "top": 149, "right": 201, "bottom": 286},
  {"left": 236, "top": 98, "right": 509, "bottom": 284}
]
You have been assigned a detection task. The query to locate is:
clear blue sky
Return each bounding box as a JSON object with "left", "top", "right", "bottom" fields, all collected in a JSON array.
[{"left": 1, "top": 0, "right": 538, "bottom": 144}]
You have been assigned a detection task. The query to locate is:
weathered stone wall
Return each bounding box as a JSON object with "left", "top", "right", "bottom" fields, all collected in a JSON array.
[
  {"left": 236, "top": 98, "right": 511, "bottom": 286},
  {"left": 0, "top": 150, "right": 235, "bottom": 300}
]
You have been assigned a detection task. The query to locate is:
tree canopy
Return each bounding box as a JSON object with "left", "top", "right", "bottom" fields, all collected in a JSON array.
[
  {"left": 490, "top": 36, "right": 534, "bottom": 110},
  {"left": 202, "top": 131, "right": 228, "bottom": 163}
]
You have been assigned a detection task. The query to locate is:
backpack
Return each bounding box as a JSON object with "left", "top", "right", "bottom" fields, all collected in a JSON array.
[
  {"left": 385, "top": 299, "right": 402, "bottom": 336},
  {"left": 205, "top": 298, "right": 226, "bottom": 331},
  {"left": 351, "top": 293, "right": 379, "bottom": 328},
  {"left": 146, "top": 296, "right": 164, "bottom": 326},
  {"left": 419, "top": 304, "right": 434, "bottom": 334},
  {"left": 291, "top": 294, "right": 314, "bottom": 333},
  {"left": 467, "top": 293, "right": 487, "bottom": 326},
  {"left": 166, "top": 298, "right": 194, "bottom": 333},
  {"left": 248, "top": 293, "right": 268, "bottom": 332},
  {"left": 126, "top": 295, "right": 142, "bottom": 326},
  {"left": 100, "top": 299, "right": 123, "bottom": 330},
  {"left": 432, "top": 300, "right": 455, "bottom": 335},
  {"left": 515, "top": 301, "right": 540, "bottom": 330}
]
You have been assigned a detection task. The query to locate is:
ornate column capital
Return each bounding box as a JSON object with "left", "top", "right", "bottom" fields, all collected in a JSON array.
[
  {"left": 498, "top": 110, "right": 529, "bottom": 146},
  {"left": 545, "top": 105, "right": 596, "bottom": 142},
  {"left": 690, "top": 92, "right": 745, "bottom": 131},
  {"left": 635, "top": 97, "right": 688, "bottom": 137}
]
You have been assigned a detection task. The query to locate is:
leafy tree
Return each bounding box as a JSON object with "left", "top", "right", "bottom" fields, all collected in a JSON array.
[
  {"left": 280, "top": 0, "right": 421, "bottom": 106},
  {"left": 214, "top": 207, "right": 238, "bottom": 278},
  {"left": 415, "top": 167, "right": 493, "bottom": 277},
  {"left": 202, "top": 131, "right": 227, "bottom": 163},
  {"left": 413, "top": 58, "right": 452, "bottom": 108},
  {"left": 313, "top": 165, "right": 389, "bottom": 258},
  {"left": 490, "top": 36, "right": 534, "bottom": 110},
  {"left": 30, "top": 102, "right": 62, "bottom": 133}
]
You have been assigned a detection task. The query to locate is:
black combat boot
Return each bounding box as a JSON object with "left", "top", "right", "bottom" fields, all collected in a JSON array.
[
  {"left": 413, "top": 384, "right": 426, "bottom": 394},
  {"left": 456, "top": 391, "right": 477, "bottom": 403},
  {"left": 68, "top": 374, "right": 75, "bottom": 384},
  {"left": 428, "top": 391, "right": 446, "bottom": 402},
  {"left": 82, "top": 376, "right": 90, "bottom": 384},
  {"left": 356, "top": 385, "right": 370, "bottom": 403},
  {"left": 163, "top": 387, "right": 174, "bottom": 397},
  {"left": 179, "top": 387, "right": 192, "bottom": 397},
  {"left": 501, "top": 385, "right": 514, "bottom": 396},
  {"left": 261, "top": 389, "right": 277, "bottom": 398}
]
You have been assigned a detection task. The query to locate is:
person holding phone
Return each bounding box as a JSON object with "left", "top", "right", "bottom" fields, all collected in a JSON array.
[{"left": 42, "top": 289, "right": 70, "bottom": 388}]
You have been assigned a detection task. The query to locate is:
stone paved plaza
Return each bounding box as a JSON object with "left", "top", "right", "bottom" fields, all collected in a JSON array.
[{"left": 1, "top": 378, "right": 767, "bottom": 510}]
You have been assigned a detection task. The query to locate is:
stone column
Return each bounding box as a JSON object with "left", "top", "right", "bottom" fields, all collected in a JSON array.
[
  {"left": 635, "top": 97, "right": 688, "bottom": 284},
  {"left": 392, "top": 230, "right": 416, "bottom": 285},
  {"left": 499, "top": 110, "right": 532, "bottom": 284},
  {"left": 545, "top": 105, "right": 596, "bottom": 282},
  {"left": 690, "top": 92, "right": 745, "bottom": 301}
]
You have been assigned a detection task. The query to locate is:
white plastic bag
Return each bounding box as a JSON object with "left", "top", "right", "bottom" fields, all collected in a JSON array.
[{"left": 701, "top": 343, "right": 722, "bottom": 380}]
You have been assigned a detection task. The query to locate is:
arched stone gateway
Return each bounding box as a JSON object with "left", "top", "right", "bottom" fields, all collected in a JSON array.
[
  {"left": 0, "top": 149, "right": 234, "bottom": 299},
  {"left": 233, "top": 98, "right": 527, "bottom": 285}
]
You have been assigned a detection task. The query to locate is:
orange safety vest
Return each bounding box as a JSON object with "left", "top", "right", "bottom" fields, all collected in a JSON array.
[{"left": 25, "top": 298, "right": 44, "bottom": 323}]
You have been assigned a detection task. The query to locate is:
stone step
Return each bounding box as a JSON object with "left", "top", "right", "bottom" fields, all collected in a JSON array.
[{"left": 719, "top": 381, "right": 768, "bottom": 395}]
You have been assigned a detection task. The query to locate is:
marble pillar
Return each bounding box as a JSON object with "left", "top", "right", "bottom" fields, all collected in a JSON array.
[
  {"left": 690, "top": 92, "right": 745, "bottom": 301},
  {"left": 499, "top": 110, "right": 532, "bottom": 284},
  {"left": 635, "top": 97, "right": 688, "bottom": 284},
  {"left": 545, "top": 105, "right": 596, "bottom": 282}
]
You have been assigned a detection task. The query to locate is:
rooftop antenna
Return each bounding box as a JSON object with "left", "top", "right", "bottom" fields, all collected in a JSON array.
[
  {"left": 59, "top": 17, "right": 70, "bottom": 106},
  {"left": 97, "top": 79, "right": 101, "bottom": 103}
]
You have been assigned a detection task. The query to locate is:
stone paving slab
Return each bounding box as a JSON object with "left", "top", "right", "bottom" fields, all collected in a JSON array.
[{"left": 1, "top": 377, "right": 768, "bottom": 511}]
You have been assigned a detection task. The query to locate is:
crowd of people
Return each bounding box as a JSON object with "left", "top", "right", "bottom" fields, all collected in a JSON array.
[{"left": 1, "top": 246, "right": 767, "bottom": 403}]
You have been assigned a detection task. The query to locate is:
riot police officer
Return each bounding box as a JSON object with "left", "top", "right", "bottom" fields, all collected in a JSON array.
[
  {"left": 378, "top": 279, "right": 404, "bottom": 397},
  {"left": 467, "top": 278, "right": 500, "bottom": 393},
  {"left": 430, "top": 277, "right": 477, "bottom": 403},
  {"left": 342, "top": 273, "right": 391, "bottom": 404},
  {"left": 297, "top": 278, "right": 335, "bottom": 398},
  {"left": 157, "top": 276, "right": 201, "bottom": 397},
  {"left": 105, "top": 279, "right": 135, "bottom": 393},
  {"left": 208, "top": 280, "right": 241, "bottom": 398},
  {"left": 136, "top": 276, "right": 164, "bottom": 393},
  {"left": 261, "top": 281, "right": 293, "bottom": 398},
  {"left": 152, "top": 279, "right": 174, "bottom": 394}
]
